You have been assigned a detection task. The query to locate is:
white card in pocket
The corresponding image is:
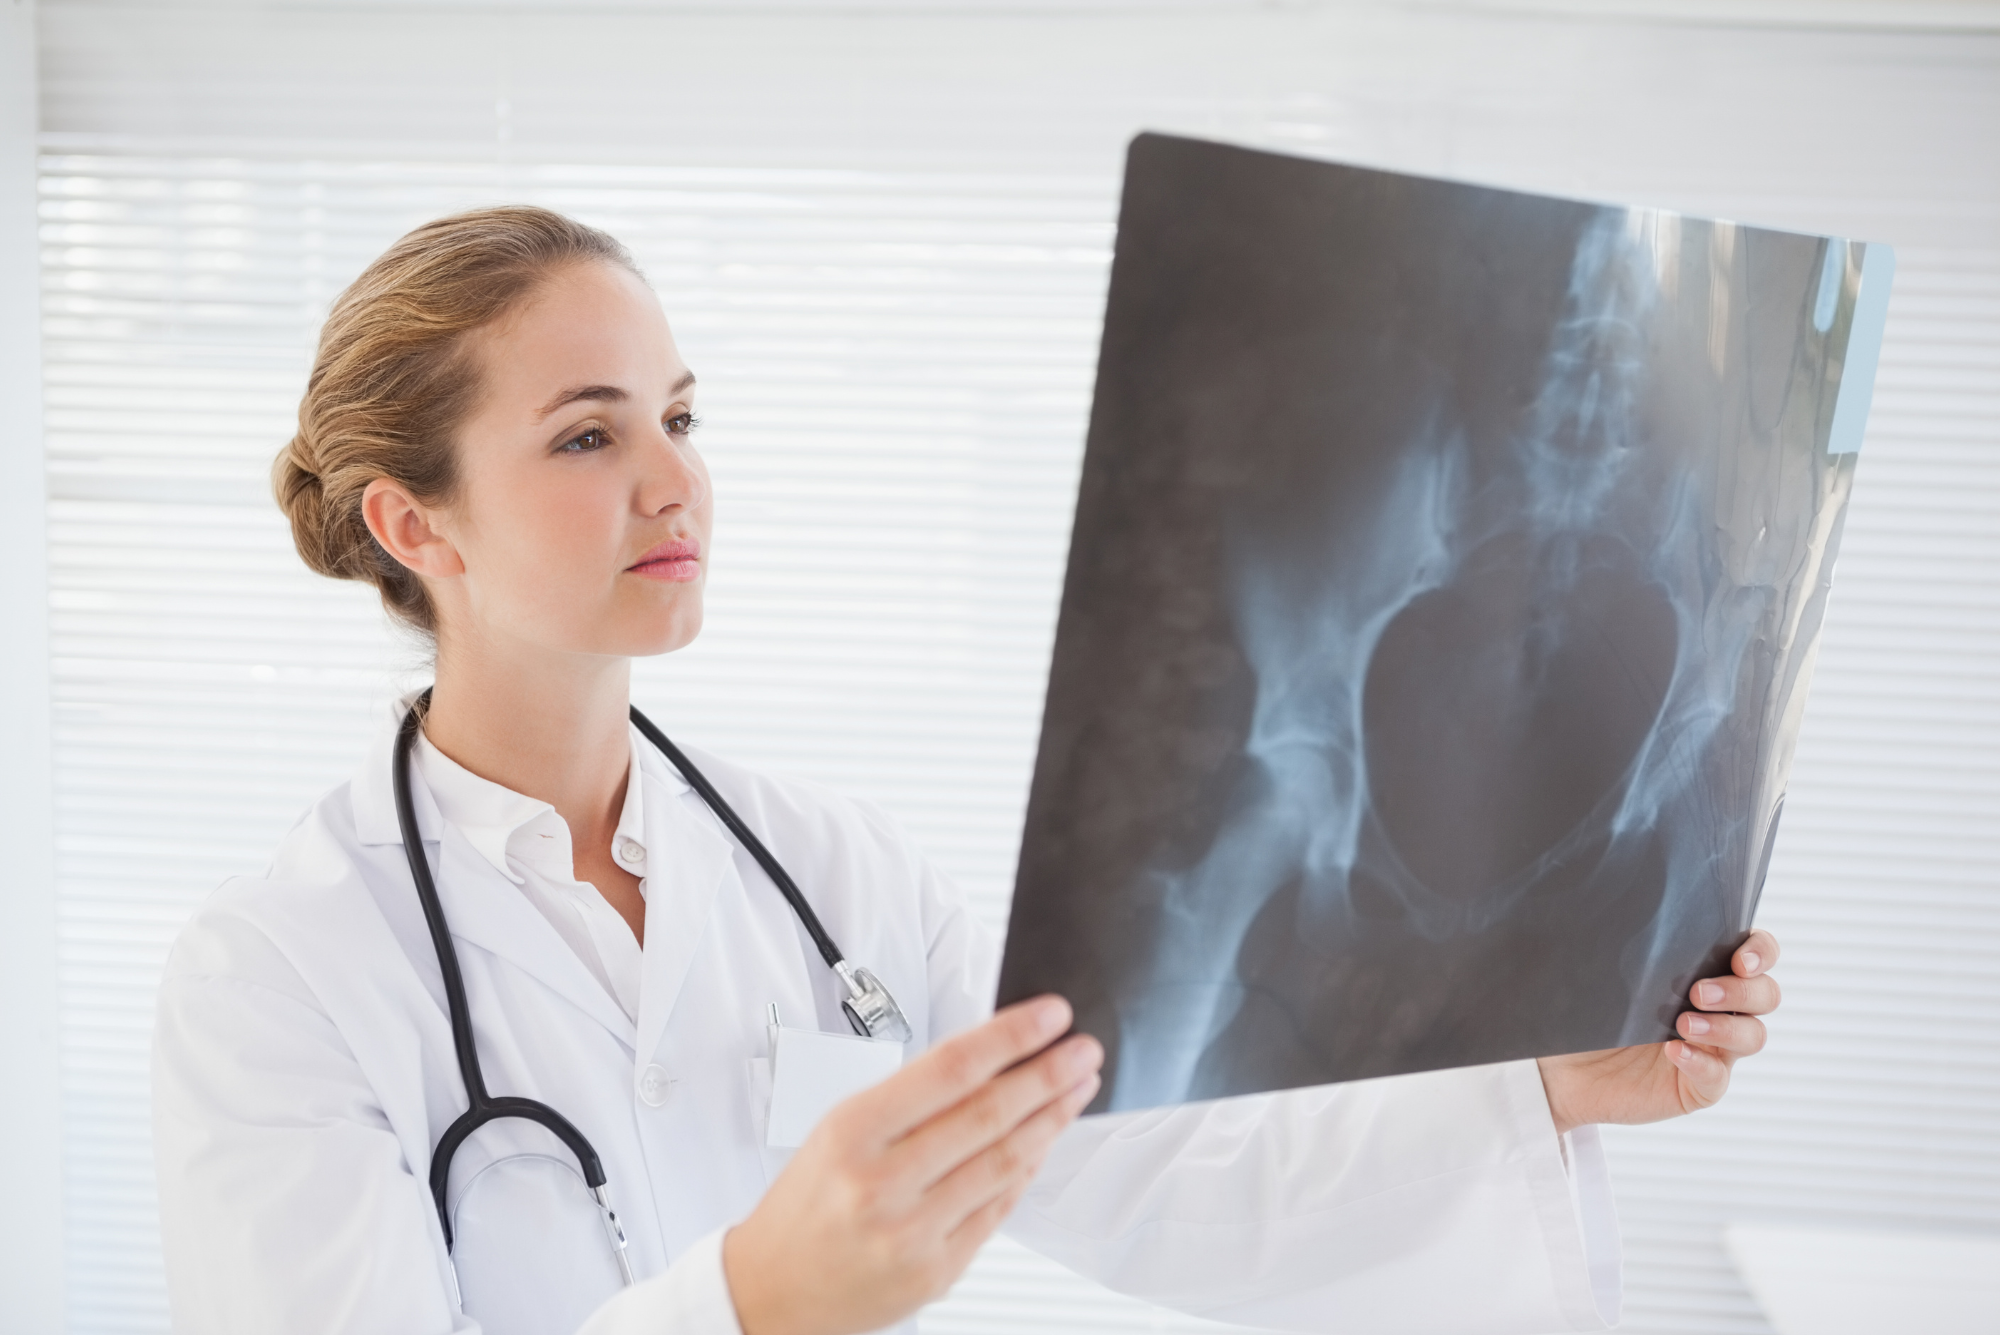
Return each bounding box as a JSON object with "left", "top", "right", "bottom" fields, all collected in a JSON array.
[{"left": 766, "top": 1022, "right": 904, "bottom": 1149}]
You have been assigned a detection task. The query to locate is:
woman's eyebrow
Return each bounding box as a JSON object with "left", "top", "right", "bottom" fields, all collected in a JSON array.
[
  {"left": 534, "top": 370, "right": 696, "bottom": 421},
  {"left": 536, "top": 384, "right": 628, "bottom": 419}
]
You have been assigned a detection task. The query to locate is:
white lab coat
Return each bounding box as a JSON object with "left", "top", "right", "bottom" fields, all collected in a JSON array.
[{"left": 152, "top": 712, "right": 1621, "bottom": 1335}]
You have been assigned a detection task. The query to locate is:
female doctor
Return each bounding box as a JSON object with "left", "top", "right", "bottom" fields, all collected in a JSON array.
[{"left": 152, "top": 206, "right": 1785, "bottom": 1335}]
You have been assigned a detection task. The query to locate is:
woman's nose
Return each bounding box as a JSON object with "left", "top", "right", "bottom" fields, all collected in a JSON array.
[{"left": 637, "top": 426, "right": 709, "bottom": 514}]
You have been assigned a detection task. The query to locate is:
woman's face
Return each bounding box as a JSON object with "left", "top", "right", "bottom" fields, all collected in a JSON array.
[{"left": 404, "top": 260, "right": 713, "bottom": 662}]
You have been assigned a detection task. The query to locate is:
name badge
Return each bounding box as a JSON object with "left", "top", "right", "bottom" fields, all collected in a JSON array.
[{"left": 765, "top": 1019, "right": 904, "bottom": 1149}]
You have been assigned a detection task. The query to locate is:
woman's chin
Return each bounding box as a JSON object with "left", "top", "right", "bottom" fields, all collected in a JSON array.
[
  {"left": 467, "top": 594, "right": 703, "bottom": 662},
  {"left": 615, "top": 604, "right": 704, "bottom": 659}
]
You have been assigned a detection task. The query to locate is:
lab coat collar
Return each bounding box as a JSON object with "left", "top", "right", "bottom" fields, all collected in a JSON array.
[
  {"left": 634, "top": 737, "right": 737, "bottom": 1065},
  {"left": 433, "top": 826, "right": 640, "bottom": 1047},
  {"left": 352, "top": 703, "right": 435, "bottom": 848},
  {"left": 348, "top": 701, "right": 640, "bottom": 1048}
]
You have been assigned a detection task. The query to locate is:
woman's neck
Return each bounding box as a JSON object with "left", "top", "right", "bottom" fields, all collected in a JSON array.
[{"left": 421, "top": 627, "right": 636, "bottom": 846}]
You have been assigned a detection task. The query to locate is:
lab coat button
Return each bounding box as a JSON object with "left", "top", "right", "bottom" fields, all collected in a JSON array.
[
  {"left": 617, "top": 838, "right": 646, "bottom": 867},
  {"left": 638, "top": 1064, "right": 671, "bottom": 1107}
]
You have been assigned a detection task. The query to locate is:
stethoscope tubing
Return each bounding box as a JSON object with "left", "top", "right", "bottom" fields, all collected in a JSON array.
[
  {"left": 624, "top": 706, "right": 846, "bottom": 970},
  {"left": 393, "top": 690, "right": 889, "bottom": 1289},
  {"left": 394, "top": 698, "right": 613, "bottom": 1244}
]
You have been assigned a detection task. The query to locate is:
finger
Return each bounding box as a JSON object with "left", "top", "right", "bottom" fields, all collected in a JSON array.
[
  {"left": 1667, "top": 1039, "right": 1733, "bottom": 1109},
  {"left": 840, "top": 996, "right": 1073, "bottom": 1144},
  {"left": 920, "top": 1071, "right": 1099, "bottom": 1233},
  {"left": 928, "top": 1177, "right": 1034, "bottom": 1303},
  {"left": 1690, "top": 972, "right": 1781, "bottom": 1015},
  {"left": 944, "top": 1170, "right": 1034, "bottom": 1259},
  {"left": 894, "top": 1035, "right": 1102, "bottom": 1189},
  {"left": 1677, "top": 1010, "right": 1766, "bottom": 1056},
  {"left": 1735, "top": 930, "right": 1780, "bottom": 977}
]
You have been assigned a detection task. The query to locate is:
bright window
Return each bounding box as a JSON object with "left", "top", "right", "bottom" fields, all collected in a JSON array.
[{"left": 34, "top": 5, "right": 2000, "bottom": 1331}]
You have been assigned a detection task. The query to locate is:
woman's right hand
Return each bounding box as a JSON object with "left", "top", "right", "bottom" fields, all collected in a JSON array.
[{"left": 722, "top": 995, "right": 1103, "bottom": 1335}]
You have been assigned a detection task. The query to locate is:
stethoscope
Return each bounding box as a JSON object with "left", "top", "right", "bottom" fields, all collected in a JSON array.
[{"left": 392, "top": 691, "right": 913, "bottom": 1287}]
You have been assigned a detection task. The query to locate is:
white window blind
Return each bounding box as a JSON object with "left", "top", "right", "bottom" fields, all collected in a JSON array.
[{"left": 35, "top": 5, "right": 1999, "bottom": 1333}]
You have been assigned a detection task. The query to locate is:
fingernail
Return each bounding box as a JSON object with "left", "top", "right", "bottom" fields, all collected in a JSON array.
[
  {"left": 1067, "top": 1073, "right": 1101, "bottom": 1111},
  {"left": 1741, "top": 951, "right": 1762, "bottom": 974},
  {"left": 1034, "top": 996, "right": 1071, "bottom": 1037},
  {"left": 1684, "top": 1014, "right": 1711, "bottom": 1036},
  {"left": 1064, "top": 1035, "right": 1104, "bottom": 1075},
  {"left": 1697, "top": 981, "right": 1724, "bottom": 1007},
  {"left": 1672, "top": 1041, "right": 1694, "bottom": 1062}
]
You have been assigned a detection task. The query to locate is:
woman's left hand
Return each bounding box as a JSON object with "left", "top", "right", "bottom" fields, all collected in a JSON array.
[{"left": 1536, "top": 929, "right": 1781, "bottom": 1135}]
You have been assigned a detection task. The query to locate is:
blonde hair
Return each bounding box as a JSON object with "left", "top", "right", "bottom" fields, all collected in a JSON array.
[{"left": 273, "top": 205, "right": 639, "bottom": 633}]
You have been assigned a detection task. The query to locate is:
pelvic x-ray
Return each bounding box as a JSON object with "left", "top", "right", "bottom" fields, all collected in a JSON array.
[{"left": 997, "top": 134, "right": 1893, "bottom": 1114}]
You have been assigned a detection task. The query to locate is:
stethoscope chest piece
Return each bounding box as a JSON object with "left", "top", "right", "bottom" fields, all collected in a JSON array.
[{"left": 837, "top": 961, "right": 913, "bottom": 1044}]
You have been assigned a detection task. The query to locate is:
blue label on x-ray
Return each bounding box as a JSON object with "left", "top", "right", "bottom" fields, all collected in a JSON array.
[{"left": 1827, "top": 242, "right": 1895, "bottom": 456}]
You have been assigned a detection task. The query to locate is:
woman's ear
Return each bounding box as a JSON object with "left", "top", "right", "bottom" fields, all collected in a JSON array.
[{"left": 362, "top": 478, "right": 466, "bottom": 580}]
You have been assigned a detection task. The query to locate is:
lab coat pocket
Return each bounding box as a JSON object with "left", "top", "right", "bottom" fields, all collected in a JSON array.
[
  {"left": 765, "top": 1025, "right": 904, "bottom": 1148},
  {"left": 449, "top": 1151, "right": 623, "bottom": 1335}
]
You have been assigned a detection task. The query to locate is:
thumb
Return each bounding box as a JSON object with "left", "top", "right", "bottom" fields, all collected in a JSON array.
[{"left": 1669, "top": 1039, "right": 1731, "bottom": 1111}]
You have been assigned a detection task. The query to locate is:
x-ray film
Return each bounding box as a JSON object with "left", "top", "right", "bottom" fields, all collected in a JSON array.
[{"left": 997, "top": 134, "right": 1892, "bottom": 1114}]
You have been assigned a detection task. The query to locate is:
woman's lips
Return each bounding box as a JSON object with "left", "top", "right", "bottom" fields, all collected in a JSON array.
[{"left": 628, "top": 537, "right": 702, "bottom": 584}]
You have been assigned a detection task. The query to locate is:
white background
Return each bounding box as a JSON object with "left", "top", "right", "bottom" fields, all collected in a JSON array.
[{"left": 7, "top": 2, "right": 1998, "bottom": 1332}]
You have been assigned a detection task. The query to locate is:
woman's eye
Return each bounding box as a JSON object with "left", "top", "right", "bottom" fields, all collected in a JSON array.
[
  {"left": 558, "top": 427, "right": 609, "bottom": 454},
  {"left": 666, "top": 411, "right": 701, "bottom": 437}
]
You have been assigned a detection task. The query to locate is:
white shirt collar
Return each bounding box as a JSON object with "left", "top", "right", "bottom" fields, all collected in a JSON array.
[
  {"left": 349, "top": 692, "right": 692, "bottom": 851},
  {"left": 411, "top": 726, "right": 651, "bottom": 887}
]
